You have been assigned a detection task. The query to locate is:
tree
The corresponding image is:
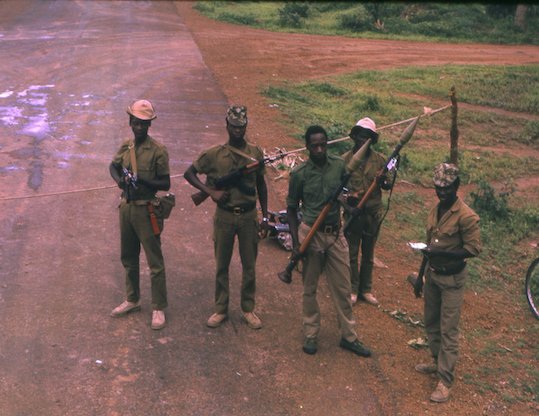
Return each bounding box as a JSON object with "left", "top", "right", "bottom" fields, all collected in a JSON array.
[{"left": 514, "top": 4, "right": 529, "bottom": 30}]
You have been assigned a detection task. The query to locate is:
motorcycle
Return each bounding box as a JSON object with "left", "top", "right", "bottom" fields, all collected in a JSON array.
[{"left": 266, "top": 209, "right": 302, "bottom": 251}]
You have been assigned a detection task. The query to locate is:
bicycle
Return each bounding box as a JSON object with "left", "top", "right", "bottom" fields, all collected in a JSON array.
[{"left": 525, "top": 257, "right": 539, "bottom": 319}]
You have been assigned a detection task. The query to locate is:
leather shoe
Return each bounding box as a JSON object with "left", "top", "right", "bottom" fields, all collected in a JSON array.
[
  {"left": 430, "top": 380, "right": 450, "bottom": 403},
  {"left": 340, "top": 338, "right": 371, "bottom": 357},
  {"left": 361, "top": 292, "right": 379, "bottom": 306},
  {"left": 415, "top": 363, "right": 437, "bottom": 374},
  {"left": 242, "top": 311, "right": 262, "bottom": 329},
  {"left": 151, "top": 310, "right": 166, "bottom": 330},
  {"left": 110, "top": 300, "right": 141, "bottom": 317},
  {"left": 206, "top": 313, "right": 227, "bottom": 328},
  {"left": 303, "top": 337, "right": 318, "bottom": 355}
]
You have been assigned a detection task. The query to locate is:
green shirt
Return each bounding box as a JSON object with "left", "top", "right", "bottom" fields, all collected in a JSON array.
[
  {"left": 193, "top": 142, "right": 265, "bottom": 207},
  {"left": 286, "top": 154, "right": 346, "bottom": 226},
  {"left": 112, "top": 135, "right": 169, "bottom": 200},
  {"left": 341, "top": 148, "right": 386, "bottom": 212},
  {"left": 426, "top": 197, "right": 482, "bottom": 270}
]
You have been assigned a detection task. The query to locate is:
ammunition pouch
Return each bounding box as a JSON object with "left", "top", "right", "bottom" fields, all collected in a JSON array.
[{"left": 151, "top": 193, "right": 176, "bottom": 219}]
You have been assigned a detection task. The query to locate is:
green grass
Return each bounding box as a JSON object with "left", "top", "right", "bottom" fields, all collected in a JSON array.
[
  {"left": 263, "top": 64, "right": 539, "bottom": 292},
  {"left": 194, "top": 2, "right": 539, "bottom": 45}
]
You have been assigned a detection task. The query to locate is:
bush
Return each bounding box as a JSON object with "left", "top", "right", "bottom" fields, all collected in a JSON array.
[
  {"left": 217, "top": 12, "right": 257, "bottom": 26},
  {"left": 278, "top": 2, "right": 310, "bottom": 28},
  {"left": 520, "top": 120, "right": 539, "bottom": 145},
  {"left": 338, "top": 6, "right": 372, "bottom": 32},
  {"left": 470, "top": 180, "right": 514, "bottom": 221}
]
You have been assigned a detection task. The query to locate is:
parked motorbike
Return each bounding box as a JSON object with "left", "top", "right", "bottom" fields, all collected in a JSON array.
[{"left": 266, "top": 209, "right": 301, "bottom": 251}]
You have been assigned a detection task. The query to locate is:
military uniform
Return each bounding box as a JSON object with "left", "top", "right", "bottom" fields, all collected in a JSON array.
[
  {"left": 112, "top": 135, "right": 170, "bottom": 310},
  {"left": 423, "top": 196, "right": 481, "bottom": 387},
  {"left": 342, "top": 149, "right": 386, "bottom": 296},
  {"left": 193, "top": 142, "right": 265, "bottom": 315},
  {"left": 287, "top": 154, "right": 358, "bottom": 342}
]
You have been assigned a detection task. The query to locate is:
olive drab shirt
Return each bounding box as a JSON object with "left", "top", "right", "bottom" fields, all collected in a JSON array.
[
  {"left": 426, "top": 197, "right": 482, "bottom": 271},
  {"left": 112, "top": 135, "right": 170, "bottom": 201},
  {"left": 193, "top": 142, "right": 265, "bottom": 208},
  {"left": 286, "top": 154, "right": 346, "bottom": 227},
  {"left": 341, "top": 149, "right": 386, "bottom": 212}
]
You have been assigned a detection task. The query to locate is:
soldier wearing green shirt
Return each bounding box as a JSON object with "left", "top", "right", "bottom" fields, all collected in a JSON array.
[
  {"left": 415, "top": 163, "right": 481, "bottom": 403},
  {"left": 109, "top": 99, "right": 171, "bottom": 330},
  {"left": 184, "top": 105, "right": 268, "bottom": 330},
  {"left": 286, "top": 125, "right": 371, "bottom": 357},
  {"left": 341, "top": 117, "right": 392, "bottom": 306}
]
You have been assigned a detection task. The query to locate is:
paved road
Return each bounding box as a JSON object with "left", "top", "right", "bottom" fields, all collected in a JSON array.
[{"left": 0, "top": 2, "right": 388, "bottom": 415}]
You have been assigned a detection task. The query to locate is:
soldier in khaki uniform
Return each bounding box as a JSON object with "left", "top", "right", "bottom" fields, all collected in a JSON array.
[
  {"left": 415, "top": 163, "right": 481, "bottom": 403},
  {"left": 109, "top": 99, "right": 171, "bottom": 330},
  {"left": 341, "top": 117, "right": 392, "bottom": 306},
  {"left": 286, "top": 125, "right": 371, "bottom": 357},
  {"left": 184, "top": 105, "right": 268, "bottom": 330}
]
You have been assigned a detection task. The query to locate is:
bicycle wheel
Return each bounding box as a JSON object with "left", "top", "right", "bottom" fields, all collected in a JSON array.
[{"left": 525, "top": 257, "right": 539, "bottom": 319}]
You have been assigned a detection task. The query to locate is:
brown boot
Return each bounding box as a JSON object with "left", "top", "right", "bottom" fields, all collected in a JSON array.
[
  {"left": 242, "top": 311, "right": 262, "bottom": 329},
  {"left": 206, "top": 313, "right": 227, "bottom": 328},
  {"left": 430, "top": 380, "right": 451, "bottom": 403}
]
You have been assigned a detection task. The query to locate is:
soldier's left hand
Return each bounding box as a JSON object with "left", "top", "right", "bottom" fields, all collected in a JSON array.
[{"left": 258, "top": 218, "right": 269, "bottom": 239}]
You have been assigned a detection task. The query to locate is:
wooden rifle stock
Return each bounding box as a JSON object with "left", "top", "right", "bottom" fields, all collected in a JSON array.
[{"left": 277, "top": 202, "right": 335, "bottom": 284}]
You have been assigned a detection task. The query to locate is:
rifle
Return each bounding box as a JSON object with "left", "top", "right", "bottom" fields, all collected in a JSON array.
[
  {"left": 121, "top": 167, "right": 138, "bottom": 200},
  {"left": 407, "top": 255, "right": 428, "bottom": 298},
  {"left": 342, "top": 116, "right": 420, "bottom": 234},
  {"left": 277, "top": 139, "right": 372, "bottom": 284},
  {"left": 190, "top": 150, "right": 296, "bottom": 206}
]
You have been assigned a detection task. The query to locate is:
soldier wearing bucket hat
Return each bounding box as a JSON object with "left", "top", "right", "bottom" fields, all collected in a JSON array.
[
  {"left": 184, "top": 105, "right": 268, "bottom": 330},
  {"left": 109, "top": 99, "right": 171, "bottom": 330},
  {"left": 341, "top": 117, "right": 392, "bottom": 307},
  {"left": 415, "top": 163, "right": 481, "bottom": 403}
]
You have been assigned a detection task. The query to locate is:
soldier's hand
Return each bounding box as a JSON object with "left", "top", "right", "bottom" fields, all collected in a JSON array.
[{"left": 258, "top": 217, "right": 269, "bottom": 239}]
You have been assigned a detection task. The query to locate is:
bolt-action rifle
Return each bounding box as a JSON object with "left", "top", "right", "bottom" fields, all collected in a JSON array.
[
  {"left": 277, "top": 139, "right": 372, "bottom": 284},
  {"left": 342, "top": 116, "right": 420, "bottom": 234}
]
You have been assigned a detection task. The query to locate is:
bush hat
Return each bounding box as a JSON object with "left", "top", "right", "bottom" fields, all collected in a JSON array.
[
  {"left": 433, "top": 163, "right": 459, "bottom": 187},
  {"left": 351, "top": 117, "right": 379, "bottom": 142},
  {"left": 226, "top": 105, "right": 248, "bottom": 127},
  {"left": 356, "top": 117, "right": 377, "bottom": 133},
  {"left": 127, "top": 99, "right": 157, "bottom": 121}
]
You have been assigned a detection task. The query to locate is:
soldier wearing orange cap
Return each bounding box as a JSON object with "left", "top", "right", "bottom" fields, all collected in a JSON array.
[
  {"left": 109, "top": 99, "right": 171, "bottom": 330},
  {"left": 341, "top": 117, "right": 392, "bottom": 307}
]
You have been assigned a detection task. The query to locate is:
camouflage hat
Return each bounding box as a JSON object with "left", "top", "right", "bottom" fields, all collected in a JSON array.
[
  {"left": 226, "top": 105, "right": 247, "bottom": 127},
  {"left": 127, "top": 99, "right": 157, "bottom": 120},
  {"left": 433, "top": 163, "right": 459, "bottom": 187}
]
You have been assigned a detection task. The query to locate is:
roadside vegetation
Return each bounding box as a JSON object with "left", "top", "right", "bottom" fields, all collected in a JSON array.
[
  {"left": 262, "top": 64, "right": 539, "bottom": 292},
  {"left": 194, "top": 2, "right": 539, "bottom": 45}
]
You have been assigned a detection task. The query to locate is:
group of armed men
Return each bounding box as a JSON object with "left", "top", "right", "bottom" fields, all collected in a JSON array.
[{"left": 109, "top": 99, "right": 481, "bottom": 404}]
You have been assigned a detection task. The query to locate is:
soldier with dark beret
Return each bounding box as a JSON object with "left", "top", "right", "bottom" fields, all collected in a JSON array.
[
  {"left": 415, "top": 163, "right": 481, "bottom": 403},
  {"left": 184, "top": 105, "right": 268, "bottom": 330}
]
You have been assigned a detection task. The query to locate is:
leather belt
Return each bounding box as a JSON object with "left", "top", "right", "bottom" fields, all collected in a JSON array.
[
  {"left": 306, "top": 223, "right": 339, "bottom": 234},
  {"left": 429, "top": 262, "right": 466, "bottom": 276},
  {"left": 124, "top": 199, "right": 151, "bottom": 206},
  {"left": 218, "top": 203, "right": 256, "bottom": 215}
]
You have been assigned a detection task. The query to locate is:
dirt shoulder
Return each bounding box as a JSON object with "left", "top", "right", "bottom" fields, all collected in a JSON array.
[{"left": 176, "top": 3, "right": 538, "bottom": 415}]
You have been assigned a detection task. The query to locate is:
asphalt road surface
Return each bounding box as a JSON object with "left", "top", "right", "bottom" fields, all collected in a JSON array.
[{"left": 0, "top": 2, "right": 393, "bottom": 416}]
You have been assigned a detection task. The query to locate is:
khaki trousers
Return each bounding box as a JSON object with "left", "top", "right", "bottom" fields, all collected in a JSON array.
[
  {"left": 119, "top": 201, "right": 167, "bottom": 310},
  {"left": 213, "top": 208, "right": 259, "bottom": 314},
  {"left": 424, "top": 267, "right": 466, "bottom": 387},
  {"left": 299, "top": 223, "right": 357, "bottom": 342}
]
